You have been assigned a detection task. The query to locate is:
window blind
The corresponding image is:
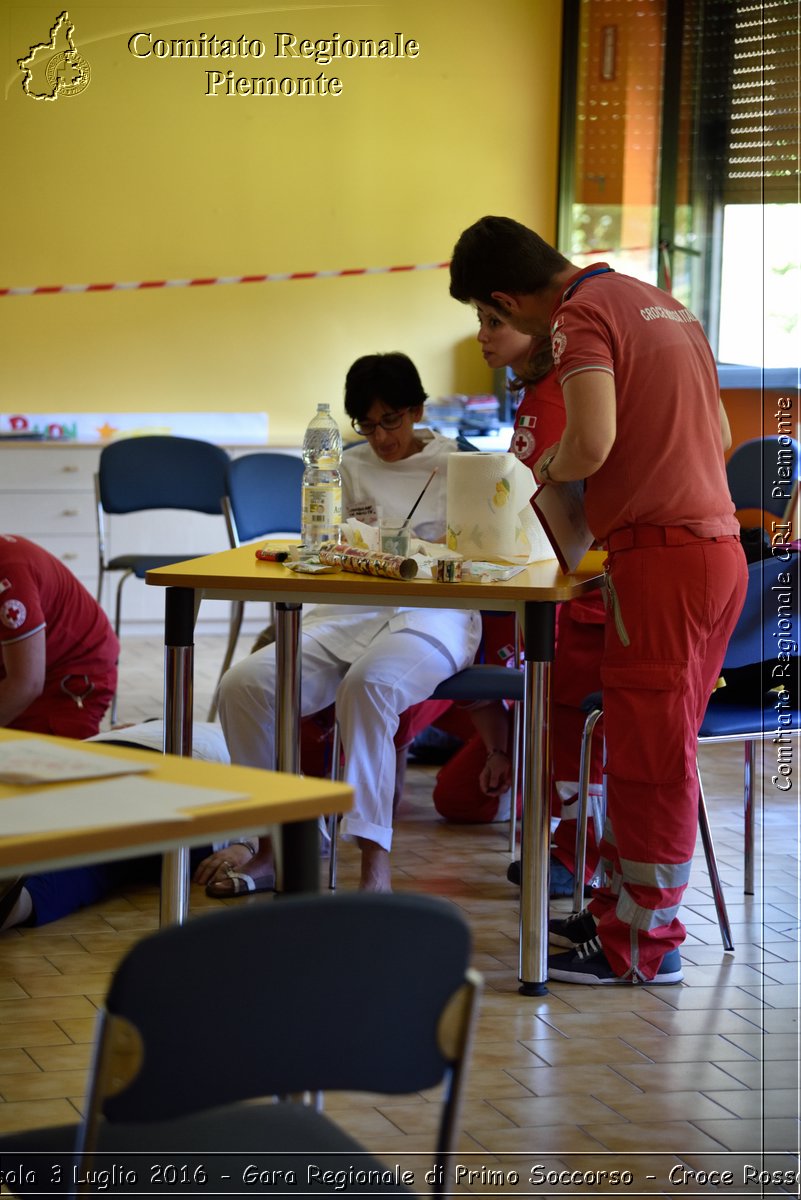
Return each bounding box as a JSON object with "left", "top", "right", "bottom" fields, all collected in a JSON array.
[{"left": 722, "top": 0, "right": 799, "bottom": 202}]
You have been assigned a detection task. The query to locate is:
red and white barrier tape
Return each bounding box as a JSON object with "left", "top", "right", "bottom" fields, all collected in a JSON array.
[{"left": 0, "top": 260, "right": 450, "bottom": 298}]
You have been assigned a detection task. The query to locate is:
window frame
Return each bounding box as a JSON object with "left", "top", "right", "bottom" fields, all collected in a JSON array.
[{"left": 556, "top": 0, "right": 800, "bottom": 377}]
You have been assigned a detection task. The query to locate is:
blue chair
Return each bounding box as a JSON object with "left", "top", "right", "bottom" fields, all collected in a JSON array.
[
  {"left": 95, "top": 435, "right": 231, "bottom": 629},
  {"left": 94, "top": 435, "right": 231, "bottom": 721},
  {"left": 726, "top": 434, "right": 800, "bottom": 523},
  {"left": 208, "top": 452, "right": 305, "bottom": 719},
  {"left": 698, "top": 551, "right": 800, "bottom": 896},
  {"left": 704, "top": 434, "right": 801, "bottom": 893},
  {"left": 0, "top": 895, "right": 481, "bottom": 1200},
  {"left": 221, "top": 451, "right": 305, "bottom": 545}
]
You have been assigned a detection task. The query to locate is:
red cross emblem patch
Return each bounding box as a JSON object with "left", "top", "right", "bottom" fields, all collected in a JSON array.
[
  {"left": 1, "top": 598, "right": 27, "bottom": 629},
  {"left": 512, "top": 427, "right": 536, "bottom": 460}
]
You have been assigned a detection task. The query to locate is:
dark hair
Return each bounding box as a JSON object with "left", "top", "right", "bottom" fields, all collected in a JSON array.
[
  {"left": 343, "top": 353, "right": 428, "bottom": 422},
  {"left": 449, "top": 215, "right": 571, "bottom": 306}
]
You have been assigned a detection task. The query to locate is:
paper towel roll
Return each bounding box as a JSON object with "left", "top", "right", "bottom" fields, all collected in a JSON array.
[{"left": 446, "top": 453, "right": 556, "bottom": 564}]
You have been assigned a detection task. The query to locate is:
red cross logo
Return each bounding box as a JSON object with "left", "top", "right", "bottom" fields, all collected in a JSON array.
[
  {"left": 1, "top": 598, "right": 26, "bottom": 629},
  {"left": 512, "top": 428, "right": 536, "bottom": 461}
]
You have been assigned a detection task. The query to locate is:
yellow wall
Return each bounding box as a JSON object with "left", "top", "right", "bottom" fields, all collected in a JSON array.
[{"left": 0, "top": 1, "right": 562, "bottom": 444}]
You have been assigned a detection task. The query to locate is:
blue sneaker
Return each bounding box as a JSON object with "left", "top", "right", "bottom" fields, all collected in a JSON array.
[
  {"left": 549, "top": 857, "right": 577, "bottom": 897},
  {"left": 548, "top": 944, "right": 684, "bottom": 986},
  {"left": 506, "top": 857, "right": 595, "bottom": 899}
]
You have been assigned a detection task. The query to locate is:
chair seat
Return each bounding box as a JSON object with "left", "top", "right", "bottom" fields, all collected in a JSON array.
[
  {"left": 430, "top": 664, "right": 524, "bottom": 703},
  {"left": 107, "top": 553, "right": 209, "bottom": 578},
  {"left": 699, "top": 701, "right": 801, "bottom": 739},
  {"left": 0, "top": 1103, "right": 412, "bottom": 1196}
]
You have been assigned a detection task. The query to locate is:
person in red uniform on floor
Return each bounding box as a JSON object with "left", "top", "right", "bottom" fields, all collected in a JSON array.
[
  {"left": 450, "top": 216, "right": 747, "bottom": 985},
  {"left": 0, "top": 534, "right": 120, "bottom": 929},
  {"left": 0, "top": 535, "right": 118, "bottom": 738},
  {"left": 433, "top": 307, "right": 606, "bottom": 895}
]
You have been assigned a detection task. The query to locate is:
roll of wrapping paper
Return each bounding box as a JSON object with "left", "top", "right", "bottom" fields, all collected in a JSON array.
[{"left": 318, "top": 543, "right": 418, "bottom": 580}]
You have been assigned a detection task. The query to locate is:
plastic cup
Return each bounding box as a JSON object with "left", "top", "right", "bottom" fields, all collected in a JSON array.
[{"left": 379, "top": 521, "right": 411, "bottom": 558}]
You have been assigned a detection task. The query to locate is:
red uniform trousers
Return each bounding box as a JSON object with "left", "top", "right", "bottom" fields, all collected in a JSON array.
[{"left": 588, "top": 529, "right": 748, "bottom": 981}]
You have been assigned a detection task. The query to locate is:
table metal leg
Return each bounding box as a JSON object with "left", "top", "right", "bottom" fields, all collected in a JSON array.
[
  {"left": 274, "top": 603, "right": 302, "bottom": 774},
  {"left": 160, "top": 586, "right": 197, "bottom": 926},
  {"left": 518, "top": 601, "right": 555, "bottom": 995},
  {"left": 281, "top": 821, "right": 322, "bottom": 894},
  {"left": 274, "top": 602, "right": 317, "bottom": 893}
]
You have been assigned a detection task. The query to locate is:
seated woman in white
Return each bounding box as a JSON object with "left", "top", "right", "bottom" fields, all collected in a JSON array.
[{"left": 214, "top": 353, "right": 481, "bottom": 892}]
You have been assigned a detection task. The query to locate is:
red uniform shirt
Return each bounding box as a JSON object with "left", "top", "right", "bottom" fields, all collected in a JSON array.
[
  {"left": 550, "top": 266, "right": 740, "bottom": 541},
  {"left": 508, "top": 370, "right": 565, "bottom": 473},
  {"left": 0, "top": 535, "right": 119, "bottom": 690}
]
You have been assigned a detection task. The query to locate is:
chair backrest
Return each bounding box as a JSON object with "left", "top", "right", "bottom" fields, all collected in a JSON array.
[
  {"left": 223, "top": 452, "right": 305, "bottom": 544},
  {"left": 726, "top": 436, "right": 800, "bottom": 520},
  {"left": 723, "top": 550, "right": 799, "bottom": 671},
  {"left": 85, "top": 894, "right": 480, "bottom": 1134},
  {"left": 97, "top": 436, "right": 230, "bottom": 516}
]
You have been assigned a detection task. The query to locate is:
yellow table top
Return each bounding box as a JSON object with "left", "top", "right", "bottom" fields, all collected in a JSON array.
[
  {"left": 0, "top": 728, "right": 352, "bottom": 876},
  {"left": 146, "top": 544, "right": 606, "bottom": 609}
]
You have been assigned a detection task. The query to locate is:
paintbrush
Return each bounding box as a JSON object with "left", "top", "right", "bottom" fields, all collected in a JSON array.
[{"left": 401, "top": 467, "right": 438, "bottom": 532}]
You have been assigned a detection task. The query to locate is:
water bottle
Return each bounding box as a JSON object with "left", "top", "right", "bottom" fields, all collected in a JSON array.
[{"left": 301, "top": 402, "right": 343, "bottom": 550}]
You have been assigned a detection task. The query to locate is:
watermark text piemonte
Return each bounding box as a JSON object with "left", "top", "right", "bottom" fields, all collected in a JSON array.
[
  {"left": 127, "top": 31, "right": 420, "bottom": 97},
  {"left": 769, "top": 393, "right": 798, "bottom": 794}
]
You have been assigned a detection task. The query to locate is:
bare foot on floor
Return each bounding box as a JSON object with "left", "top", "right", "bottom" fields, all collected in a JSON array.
[{"left": 358, "top": 840, "right": 392, "bottom": 892}]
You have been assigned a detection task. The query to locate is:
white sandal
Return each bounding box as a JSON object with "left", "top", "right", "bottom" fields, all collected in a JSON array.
[{"left": 205, "top": 863, "right": 275, "bottom": 898}]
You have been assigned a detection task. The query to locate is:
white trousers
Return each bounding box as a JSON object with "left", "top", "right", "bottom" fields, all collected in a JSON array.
[{"left": 217, "top": 626, "right": 467, "bottom": 851}]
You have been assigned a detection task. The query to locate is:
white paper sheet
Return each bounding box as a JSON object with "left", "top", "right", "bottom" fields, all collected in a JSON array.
[
  {"left": 467, "top": 561, "right": 528, "bottom": 582},
  {"left": 0, "top": 741, "right": 153, "bottom": 786},
  {"left": 0, "top": 777, "right": 249, "bottom": 837}
]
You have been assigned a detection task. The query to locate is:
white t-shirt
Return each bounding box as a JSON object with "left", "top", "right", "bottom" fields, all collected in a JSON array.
[
  {"left": 301, "top": 429, "right": 480, "bottom": 664},
  {"left": 341, "top": 428, "right": 452, "bottom": 538}
]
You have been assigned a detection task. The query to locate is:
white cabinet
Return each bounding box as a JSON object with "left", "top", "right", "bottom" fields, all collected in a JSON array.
[
  {"left": 0, "top": 443, "right": 277, "bottom": 633},
  {"left": 0, "top": 446, "right": 99, "bottom": 596}
]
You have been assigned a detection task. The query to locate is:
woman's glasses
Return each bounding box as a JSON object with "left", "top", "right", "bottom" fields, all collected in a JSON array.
[{"left": 351, "top": 409, "right": 410, "bottom": 437}]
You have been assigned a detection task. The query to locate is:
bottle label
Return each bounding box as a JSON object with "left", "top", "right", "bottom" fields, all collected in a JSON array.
[{"left": 302, "top": 485, "right": 342, "bottom": 537}]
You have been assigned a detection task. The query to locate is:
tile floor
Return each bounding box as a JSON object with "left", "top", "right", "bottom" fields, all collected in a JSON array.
[{"left": 0, "top": 632, "right": 799, "bottom": 1197}]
